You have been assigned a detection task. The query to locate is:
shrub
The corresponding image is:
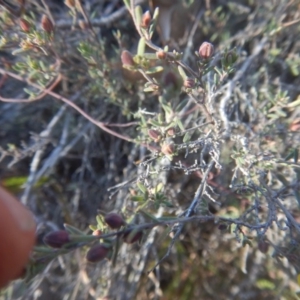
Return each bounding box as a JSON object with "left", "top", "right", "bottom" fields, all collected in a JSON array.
[{"left": 1, "top": 0, "right": 300, "bottom": 298}]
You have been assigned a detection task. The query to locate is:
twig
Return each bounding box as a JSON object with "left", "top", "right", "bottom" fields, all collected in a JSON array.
[
  {"left": 0, "top": 0, "right": 25, "bottom": 17},
  {"left": 128, "top": 0, "right": 199, "bottom": 79},
  {"left": 219, "top": 36, "right": 268, "bottom": 136},
  {"left": 21, "top": 104, "right": 68, "bottom": 205},
  {"left": 0, "top": 68, "right": 134, "bottom": 143},
  {"left": 0, "top": 74, "right": 62, "bottom": 103},
  {"left": 148, "top": 160, "right": 215, "bottom": 271},
  {"left": 182, "top": 9, "right": 205, "bottom": 62},
  {"left": 56, "top": 6, "right": 127, "bottom": 29},
  {"left": 75, "top": 0, "right": 100, "bottom": 42}
]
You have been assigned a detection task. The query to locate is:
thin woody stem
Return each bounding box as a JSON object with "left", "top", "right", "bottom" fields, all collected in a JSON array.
[{"left": 0, "top": 68, "right": 134, "bottom": 143}]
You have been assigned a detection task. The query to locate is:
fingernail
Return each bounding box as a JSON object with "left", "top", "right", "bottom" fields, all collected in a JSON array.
[{"left": 0, "top": 187, "right": 36, "bottom": 232}]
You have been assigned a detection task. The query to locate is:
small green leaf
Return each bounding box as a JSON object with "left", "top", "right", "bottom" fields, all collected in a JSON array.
[
  {"left": 144, "top": 86, "right": 156, "bottom": 92},
  {"left": 290, "top": 64, "right": 299, "bottom": 76},
  {"left": 178, "top": 65, "right": 187, "bottom": 80},
  {"left": 137, "top": 37, "right": 146, "bottom": 56},
  {"left": 139, "top": 209, "right": 160, "bottom": 222},
  {"left": 152, "top": 7, "right": 159, "bottom": 20},
  {"left": 149, "top": 7, "right": 159, "bottom": 39},
  {"left": 137, "top": 182, "right": 147, "bottom": 194},
  {"left": 123, "top": 0, "right": 130, "bottom": 9},
  {"left": 161, "top": 200, "right": 174, "bottom": 207},
  {"left": 285, "top": 149, "right": 297, "bottom": 161},
  {"left": 255, "top": 279, "right": 275, "bottom": 290},
  {"left": 176, "top": 119, "right": 185, "bottom": 131},
  {"left": 33, "top": 246, "right": 56, "bottom": 253},
  {"left": 131, "top": 195, "right": 145, "bottom": 202},
  {"left": 135, "top": 6, "right": 143, "bottom": 27},
  {"left": 183, "top": 132, "right": 191, "bottom": 143},
  {"left": 142, "top": 53, "right": 158, "bottom": 60},
  {"left": 146, "top": 66, "right": 164, "bottom": 74},
  {"left": 23, "top": 87, "right": 35, "bottom": 97},
  {"left": 155, "top": 183, "right": 164, "bottom": 193},
  {"left": 297, "top": 273, "right": 300, "bottom": 286},
  {"left": 162, "top": 103, "right": 173, "bottom": 115},
  {"left": 89, "top": 225, "right": 97, "bottom": 231},
  {"left": 149, "top": 119, "right": 162, "bottom": 127},
  {"left": 39, "top": 60, "right": 47, "bottom": 72},
  {"left": 286, "top": 98, "right": 300, "bottom": 108},
  {"left": 2, "top": 176, "right": 27, "bottom": 190},
  {"left": 214, "top": 66, "right": 222, "bottom": 76},
  {"left": 96, "top": 215, "right": 105, "bottom": 230},
  {"left": 175, "top": 98, "right": 189, "bottom": 112},
  {"left": 64, "top": 223, "right": 85, "bottom": 235},
  {"left": 12, "top": 48, "right": 28, "bottom": 55}
]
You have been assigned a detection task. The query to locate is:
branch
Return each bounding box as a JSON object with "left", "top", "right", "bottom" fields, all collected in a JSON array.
[{"left": 0, "top": 68, "right": 134, "bottom": 143}]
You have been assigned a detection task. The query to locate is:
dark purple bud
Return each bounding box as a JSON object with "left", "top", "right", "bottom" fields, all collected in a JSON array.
[
  {"left": 43, "top": 230, "right": 70, "bottom": 248},
  {"left": 218, "top": 224, "right": 228, "bottom": 231},
  {"left": 258, "top": 241, "right": 269, "bottom": 254},
  {"left": 104, "top": 213, "right": 125, "bottom": 229},
  {"left": 86, "top": 244, "right": 111, "bottom": 263}
]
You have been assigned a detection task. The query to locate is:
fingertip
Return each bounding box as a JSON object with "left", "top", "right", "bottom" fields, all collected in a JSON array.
[{"left": 0, "top": 187, "right": 36, "bottom": 288}]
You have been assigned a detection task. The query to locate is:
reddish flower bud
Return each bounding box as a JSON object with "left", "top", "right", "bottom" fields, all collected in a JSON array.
[
  {"left": 65, "top": 0, "right": 76, "bottom": 9},
  {"left": 167, "top": 127, "right": 175, "bottom": 136},
  {"left": 92, "top": 229, "right": 102, "bottom": 236},
  {"left": 183, "top": 78, "right": 195, "bottom": 89},
  {"left": 141, "top": 11, "right": 151, "bottom": 28},
  {"left": 41, "top": 14, "right": 54, "bottom": 34},
  {"left": 121, "top": 50, "right": 135, "bottom": 67},
  {"left": 290, "top": 118, "right": 300, "bottom": 132},
  {"left": 104, "top": 213, "right": 125, "bottom": 229},
  {"left": 161, "top": 143, "right": 174, "bottom": 156},
  {"left": 129, "top": 189, "right": 137, "bottom": 196},
  {"left": 156, "top": 50, "right": 167, "bottom": 60},
  {"left": 123, "top": 229, "right": 143, "bottom": 244},
  {"left": 148, "top": 129, "right": 161, "bottom": 142},
  {"left": 43, "top": 230, "right": 70, "bottom": 248},
  {"left": 198, "top": 42, "right": 214, "bottom": 59},
  {"left": 19, "top": 19, "right": 31, "bottom": 32},
  {"left": 86, "top": 244, "right": 111, "bottom": 262}
]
